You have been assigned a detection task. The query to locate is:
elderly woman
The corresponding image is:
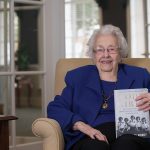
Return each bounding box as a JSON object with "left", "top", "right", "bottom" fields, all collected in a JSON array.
[{"left": 47, "top": 24, "right": 150, "bottom": 150}]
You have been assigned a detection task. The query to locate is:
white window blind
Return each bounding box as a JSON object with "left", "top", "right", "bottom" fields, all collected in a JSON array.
[
  {"left": 130, "top": 0, "right": 150, "bottom": 58},
  {"left": 65, "top": 0, "right": 101, "bottom": 58}
]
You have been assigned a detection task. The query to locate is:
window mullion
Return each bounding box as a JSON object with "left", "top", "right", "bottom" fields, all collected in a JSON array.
[{"left": 9, "top": 0, "right": 17, "bottom": 147}]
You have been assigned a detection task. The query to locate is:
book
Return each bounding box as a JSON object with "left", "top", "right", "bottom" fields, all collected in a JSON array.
[{"left": 114, "top": 88, "right": 150, "bottom": 138}]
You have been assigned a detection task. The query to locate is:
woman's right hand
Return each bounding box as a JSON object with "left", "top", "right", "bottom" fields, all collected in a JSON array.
[{"left": 73, "top": 121, "right": 108, "bottom": 143}]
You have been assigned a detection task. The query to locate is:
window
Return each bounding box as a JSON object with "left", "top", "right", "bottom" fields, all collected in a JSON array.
[
  {"left": 0, "top": 1, "right": 9, "bottom": 66},
  {"left": 130, "top": 0, "right": 150, "bottom": 58},
  {"left": 0, "top": 8, "right": 4, "bottom": 65},
  {"left": 147, "top": 0, "right": 150, "bottom": 57},
  {"left": 0, "top": 0, "right": 45, "bottom": 149},
  {"left": 0, "top": 2, "right": 18, "bottom": 68},
  {"left": 65, "top": 0, "right": 101, "bottom": 58}
]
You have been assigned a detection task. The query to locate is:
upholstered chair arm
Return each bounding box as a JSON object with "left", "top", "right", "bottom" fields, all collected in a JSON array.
[{"left": 32, "top": 118, "right": 64, "bottom": 150}]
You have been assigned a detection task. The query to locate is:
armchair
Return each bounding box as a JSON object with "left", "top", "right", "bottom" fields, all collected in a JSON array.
[{"left": 32, "top": 58, "right": 150, "bottom": 150}]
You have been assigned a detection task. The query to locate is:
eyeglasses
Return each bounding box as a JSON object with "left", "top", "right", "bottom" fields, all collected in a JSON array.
[{"left": 93, "top": 46, "right": 119, "bottom": 54}]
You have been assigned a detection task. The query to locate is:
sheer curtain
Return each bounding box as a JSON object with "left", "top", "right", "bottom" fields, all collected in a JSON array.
[{"left": 65, "top": 0, "right": 101, "bottom": 58}]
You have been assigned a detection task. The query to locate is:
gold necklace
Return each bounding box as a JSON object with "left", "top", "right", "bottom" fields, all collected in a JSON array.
[{"left": 101, "top": 81, "right": 117, "bottom": 109}]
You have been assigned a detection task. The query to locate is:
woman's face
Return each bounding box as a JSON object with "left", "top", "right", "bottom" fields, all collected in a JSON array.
[{"left": 93, "top": 34, "right": 121, "bottom": 73}]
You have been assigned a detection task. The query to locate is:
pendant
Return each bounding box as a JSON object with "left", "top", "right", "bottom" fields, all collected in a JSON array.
[{"left": 102, "top": 102, "right": 108, "bottom": 109}]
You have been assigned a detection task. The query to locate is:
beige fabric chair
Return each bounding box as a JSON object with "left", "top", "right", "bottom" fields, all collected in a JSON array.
[{"left": 32, "top": 58, "right": 150, "bottom": 150}]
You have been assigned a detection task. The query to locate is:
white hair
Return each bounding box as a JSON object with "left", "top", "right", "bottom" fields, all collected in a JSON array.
[{"left": 86, "top": 24, "right": 128, "bottom": 58}]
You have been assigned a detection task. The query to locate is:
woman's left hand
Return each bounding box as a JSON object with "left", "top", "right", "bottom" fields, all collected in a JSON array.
[{"left": 136, "top": 93, "right": 150, "bottom": 111}]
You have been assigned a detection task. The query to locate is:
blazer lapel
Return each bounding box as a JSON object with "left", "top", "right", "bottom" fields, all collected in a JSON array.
[
  {"left": 117, "top": 64, "right": 135, "bottom": 90},
  {"left": 84, "top": 66, "right": 105, "bottom": 110},
  {"left": 85, "top": 66, "right": 102, "bottom": 96}
]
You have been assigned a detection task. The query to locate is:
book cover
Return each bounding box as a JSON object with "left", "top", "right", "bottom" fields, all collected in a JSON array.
[{"left": 114, "top": 88, "right": 150, "bottom": 138}]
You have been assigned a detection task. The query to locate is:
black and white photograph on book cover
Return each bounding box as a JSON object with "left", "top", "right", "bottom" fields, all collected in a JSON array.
[
  {"left": 114, "top": 88, "right": 150, "bottom": 138},
  {"left": 116, "top": 115, "right": 150, "bottom": 137}
]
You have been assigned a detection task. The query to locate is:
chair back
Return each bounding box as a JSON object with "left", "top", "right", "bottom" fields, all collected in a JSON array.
[{"left": 54, "top": 58, "right": 150, "bottom": 95}]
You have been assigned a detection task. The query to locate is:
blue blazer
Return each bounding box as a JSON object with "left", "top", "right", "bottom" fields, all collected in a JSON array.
[{"left": 47, "top": 64, "right": 150, "bottom": 150}]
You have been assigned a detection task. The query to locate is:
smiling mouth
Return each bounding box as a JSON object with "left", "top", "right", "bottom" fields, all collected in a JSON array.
[{"left": 101, "top": 60, "right": 112, "bottom": 64}]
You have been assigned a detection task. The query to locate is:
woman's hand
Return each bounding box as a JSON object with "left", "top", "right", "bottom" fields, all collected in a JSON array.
[
  {"left": 136, "top": 93, "right": 150, "bottom": 111},
  {"left": 73, "top": 121, "right": 108, "bottom": 143}
]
